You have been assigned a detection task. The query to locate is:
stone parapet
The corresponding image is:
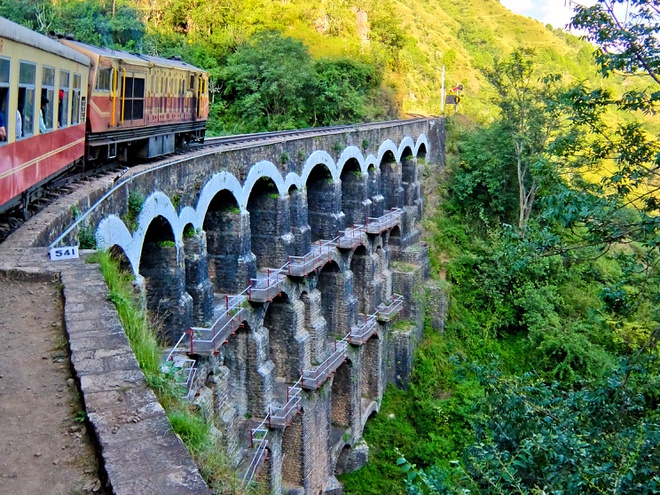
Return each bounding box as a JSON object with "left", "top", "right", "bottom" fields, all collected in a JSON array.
[{"left": 0, "top": 249, "right": 210, "bottom": 495}]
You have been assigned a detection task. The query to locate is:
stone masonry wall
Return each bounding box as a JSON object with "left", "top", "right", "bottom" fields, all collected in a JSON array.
[{"left": 1, "top": 119, "right": 446, "bottom": 495}]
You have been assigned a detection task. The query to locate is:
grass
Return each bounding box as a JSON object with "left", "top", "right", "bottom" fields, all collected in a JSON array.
[{"left": 92, "top": 251, "right": 261, "bottom": 494}]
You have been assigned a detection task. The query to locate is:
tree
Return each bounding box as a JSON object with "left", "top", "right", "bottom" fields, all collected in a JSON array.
[
  {"left": 539, "top": 0, "right": 660, "bottom": 313},
  {"left": 217, "top": 32, "right": 317, "bottom": 133},
  {"left": 484, "top": 49, "right": 561, "bottom": 232},
  {"left": 399, "top": 361, "right": 660, "bottom": 495}
]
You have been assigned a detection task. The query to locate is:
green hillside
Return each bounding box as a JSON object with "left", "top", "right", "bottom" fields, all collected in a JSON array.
[{"left": 2, "top": 0, "right": 606, "bottom": 128}]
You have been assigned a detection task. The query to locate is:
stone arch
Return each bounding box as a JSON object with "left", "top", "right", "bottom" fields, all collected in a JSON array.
[
  {"left": 388, "top": 225, "right": 401, "bottom": 249},
  {"left": 331, "top": 359, "right": 354, "bottom": 429},
  {"left": 196, "top": 171, "right": 245, "bottom": 222},
  {"left": 182, "top": 223, "right": 214, "bottom": 326},
  {"left": 336, "top": 146, "right": 366, "bottom": 178},
  {"left": 306, "top": 164, "right": 343, "bottom": 242},
  {"left": 204, "top": 189, "right": 255, "bottom": 293},
  {"left": 242, "top": 160, "right": 286, "bottom": 205},
  {"left": 247, "top": 177, "right": 292, "bottom": 269},
  {"left": 415, "top": 134, "right": 429, "bottom": 160},
  {"left": 401, "top": 144, "right": 421, "bottom": 215},
  {"left": 265, "top": 293, "right": 302, "bottom": 383},
  {"left": 108, "top": 244, "right": 131, "bottom": 273},
  {"left": 334, "top": 444, "right": 352, "bottom": 476},
  {"left": 340, "top": 158, "right": 367, "bottom": 228},
  {"left": 349, "top": 245, "right": 371, "bottom": 314},
  {"left": 288, "top": 184, "right": 311, "bottom": 256},
  {"left": 361, "top": 334, "right": 382, "bottom": 402},
  {"left": 379, "top": 150, "right": 402, "bottom": 210},
  {"left": 301, "top": 150, "right": 337, "bottom": 184},
  {"left": 95, "top": 215, "right": 137, "bottom": 274},
  {"left": 416, "top": 140, "right": 428, "bottom": 161},
  {"left": 397, "top": 137, "right": 416, "bottom": 162},
  {"left": 139, "top": 215, "right": 192, "bottom": 341}
]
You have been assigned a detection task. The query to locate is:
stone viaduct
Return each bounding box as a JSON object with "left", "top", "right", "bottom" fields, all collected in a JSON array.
[{"left": 12, "top": 118, "right": 445, "bottom": 494}]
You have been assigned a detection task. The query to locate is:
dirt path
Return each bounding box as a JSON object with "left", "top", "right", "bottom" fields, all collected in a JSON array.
[{"left": 0, "top": 273, "right": 106, "bottom": 495}]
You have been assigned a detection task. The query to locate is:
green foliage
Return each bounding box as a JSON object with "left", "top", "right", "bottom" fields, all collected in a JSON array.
[
  {"left": 96, "top": 251, "right": 161, "bottom": 378},
  {"left": 78, "top": 225, "right": 97, "bottom": 250},
  {"left": 1, "top": 0, "right": 144, "bottom": 48},
  {"left": 93, "top": 251, "right": 251, "bottom": 494},
  {"left": 123, "top": 190, "right": 144, "bottom": 232},
  {"left": 183, "top": 225, "right": 196, "bottom": 238},
  {"left": 400, "top": 360, "right": 660, "bottom": 495},
  {"left": 217, "top": 32, "right": 317, "bottom": 132}
]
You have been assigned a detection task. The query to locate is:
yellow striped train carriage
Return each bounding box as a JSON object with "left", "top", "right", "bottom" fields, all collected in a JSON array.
[
  {"left": 59, "top": 39, "right": 209, "bottom": 163},
  {"left": 0, "top": 16, "right": 90, "bottom": 215}
]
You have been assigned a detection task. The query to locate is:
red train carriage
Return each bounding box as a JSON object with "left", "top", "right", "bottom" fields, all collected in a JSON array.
[
  {"left": 0, "top": 17, "right": 90, "bottom": 215},
  {"left": 59, "top": 40, "right": 209, "bottom": 163}
]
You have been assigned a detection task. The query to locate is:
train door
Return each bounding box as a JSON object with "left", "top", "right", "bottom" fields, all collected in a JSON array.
[
  {"left": 120, "top": 71, "right": 145, "bottom": 124},
  {"left": 18, "top": 61, "right": 36, "bottom": 138},
  {"left": 0, "top": 57, "right": 9, "bottom": 144},
  {"left": 41, "top": 66, "right": 55, "bottom": 133},
  {"left": 188, "top": 74, "right": 196, "bottom": 120},
  {"left": 59, "top": 70, "right": 70, "bottom": 128},
  {"left": 196, "top": 74, "right": 205, "bottom": 119}
]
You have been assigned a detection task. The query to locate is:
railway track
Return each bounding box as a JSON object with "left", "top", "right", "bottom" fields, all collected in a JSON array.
[{"left": 0, "top": 118, "right": 429, "bottom": 245}]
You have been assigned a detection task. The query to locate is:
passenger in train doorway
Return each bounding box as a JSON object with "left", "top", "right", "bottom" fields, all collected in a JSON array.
[
  {"left": 39, "top": 96, "right": 48, "bottom": 134},
  {"left": 15, "top": 109, "right": 22, "bottom": 139},
  {"left": 0, "top": 111, "right": 6, "bottom": 141}
]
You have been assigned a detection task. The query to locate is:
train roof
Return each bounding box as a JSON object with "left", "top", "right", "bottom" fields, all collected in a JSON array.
[
  {"left": 0, "top": 16, "right": 90, "bottom": 66},
  {"left": 63, "top": 40, "right": 207, "bottom": 73}
]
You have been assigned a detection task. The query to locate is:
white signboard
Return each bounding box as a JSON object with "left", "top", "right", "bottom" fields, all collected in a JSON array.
[{"left": 49, "top": 246, "right": 79, "bottom": 261}]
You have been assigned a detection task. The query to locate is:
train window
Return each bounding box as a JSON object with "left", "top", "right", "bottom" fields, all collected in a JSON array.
[
  {"left": 122, "top": 76, "right": 145, "bottom": 121},
  {"left": 189, "top": 75, "right": 194, "bottom": 90},
  {"left": 18, "top": 61, "right": 36, "bottom": 138},
  {"left": 80, "top": 97, "right": 87, "bottom": 123},
  {"left": 96, "top": 68, "right": 111, "bottom": 91},
  {"left": 0, "top": 58, "right": 9, "bottom": 144},
  {"left": 71, "top": 74, "right": 82, "bottom": 125},
  {"left": 41, "top": 66, "right": 55, "bottom": 133},
  {"left": 59, "top": 70, "right": 70, "bottom": 128}
]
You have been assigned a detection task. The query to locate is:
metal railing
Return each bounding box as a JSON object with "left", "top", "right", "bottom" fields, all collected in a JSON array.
[
  {"left": 162, "top": 351, "right": 198, "bottom": 400},
  {"left": 302, "top": 334, "right": 350, "bottom": 389},
  {"left": 248, "top": 266, "right": 290, "bottom": 302},
  {"left": 243, "top": 415, "right": 270, "bottom": 487},
  {"left": 337, "top": 225, "right": 365, "bottom": 250},
  {"left": 287, "top": 238, "right": 337, "bottom": 277},
  {"left": 366, "top": 208, "right": 402, "bottom": 234},
  {"left": 269, "top": 377, "right": 303, "bottom": 428},
  {"left": 376, "top": 293, "right": 404, "bottom": 321},
  {"left": 349, "top": 314, "right": 378, "bottom": 345}
]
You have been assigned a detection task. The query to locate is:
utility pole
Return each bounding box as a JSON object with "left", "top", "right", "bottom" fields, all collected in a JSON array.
[{"left": 440, "top": 66, "right": 446, "bottom": 116}]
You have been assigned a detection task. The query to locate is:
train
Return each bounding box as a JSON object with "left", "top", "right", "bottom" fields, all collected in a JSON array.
[{"left": 0, "top": 16, "right": 209, "bottom": 217}]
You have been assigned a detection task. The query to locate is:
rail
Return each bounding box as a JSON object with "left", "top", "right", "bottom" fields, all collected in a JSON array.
[
  {"left": 376, "top": 293, "right": 404, "bottom": 321},
  {"left": 248, "top": 266, "right": 289, "bottom": 302},
  {"left": 162, "top": 352, "right": 197, "bottom": 400},
  {"left": 190, "top": 291, "right": 248, "bottom": 353},
  {"left": 287, "top": 238, "right": 337, "bottom": 277},
  {"left": 349, "top": 314, "right": 378, "bottom": 345},
  {"left": 50, "top": 118, "right": 428, "bottom": 248},
  {"left": 337, "top": 225, "right": 366, "bottom": 250},
  {"left": 365, "top": 208, "right": 402, "bottom": 234},
  {"left": 302, "top": 334, "right": 350, "bottom": 390},
  {"left": 269, "top": 377, "right": 303, "bottom": 428},
  {"left": 243, "top": 415, "right": 270, "bottom": 487}
]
